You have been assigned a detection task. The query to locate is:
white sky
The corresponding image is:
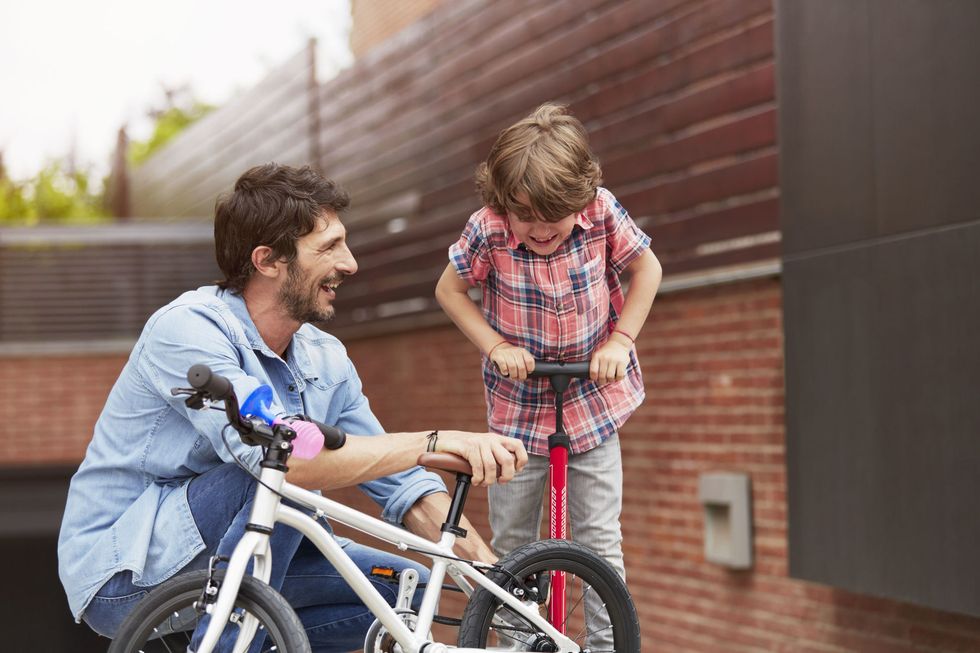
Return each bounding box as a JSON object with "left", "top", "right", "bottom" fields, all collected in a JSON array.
[{"left": 0, "top": 0, "right": 353, "bottom": 180}]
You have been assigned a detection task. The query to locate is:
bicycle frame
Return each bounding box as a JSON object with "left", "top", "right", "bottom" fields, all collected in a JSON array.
[{"left": 195, "top": 462, "right": 581, "bottom": 653}]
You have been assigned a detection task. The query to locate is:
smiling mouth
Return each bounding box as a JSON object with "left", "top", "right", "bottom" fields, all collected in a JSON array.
[
  {"left": 320, "top": 280, "right": 342, "bottom": 297},
  {"left": 529, "top": 234, "right": 557, "bottom": 245}
]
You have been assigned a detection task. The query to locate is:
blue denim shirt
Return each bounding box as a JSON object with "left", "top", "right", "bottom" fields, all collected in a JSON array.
[{"left": 58, "top": 286, "right": 446, "bottom": 620}]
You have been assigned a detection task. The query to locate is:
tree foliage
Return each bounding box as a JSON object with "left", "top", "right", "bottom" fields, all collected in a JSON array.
[
  {"left": 0, "top": 161, "right": 108, "bottom": 225},
  {"left": 0, "top": 86, "right": 214, "bottom": 224},
  {"left": 128, "top": 101, "right": 214, "bottom": 167}
]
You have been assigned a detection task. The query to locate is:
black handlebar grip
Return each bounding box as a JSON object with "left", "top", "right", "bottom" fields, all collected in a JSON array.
[
  {"left": 304, "top": 416, "right": 347, "bottom": 450},
  {"left": 530, "top": 361, "right": 591, "bottom": 379},
  {"left": 187, "top": 364, "right": 233, "bottom": 400}
]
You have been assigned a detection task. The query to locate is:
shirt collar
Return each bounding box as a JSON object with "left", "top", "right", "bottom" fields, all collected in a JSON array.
[
  {"left": 505, "top": 211, "right": 595, "bottom": 251},
  {"left": 218, "top": 288, "right": 268, "bottom": 352},
  {"left": 215, "top": 287, "right": 316, "bottom": 381}
]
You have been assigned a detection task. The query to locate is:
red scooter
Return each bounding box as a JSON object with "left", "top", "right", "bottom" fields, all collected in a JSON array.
[{"left": 527, "top": 360, "right": 592, "bottom": 634}]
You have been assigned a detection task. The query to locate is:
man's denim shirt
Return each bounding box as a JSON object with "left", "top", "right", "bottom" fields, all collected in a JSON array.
[{"left": 58, "top": 286, "right": 446, "bottom": 620}]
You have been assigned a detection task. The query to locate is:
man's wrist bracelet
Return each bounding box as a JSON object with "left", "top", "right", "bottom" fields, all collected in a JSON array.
[{"left": 425, "top": 430, "right": 439, "bottom": 452}]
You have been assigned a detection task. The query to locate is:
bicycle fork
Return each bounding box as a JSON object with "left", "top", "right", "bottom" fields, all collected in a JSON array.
[{"left": 193, "top": 469, "right": 281, "bottom": 653}]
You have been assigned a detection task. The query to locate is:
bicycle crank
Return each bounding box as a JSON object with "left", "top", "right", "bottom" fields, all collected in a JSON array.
[{"left": 363, "top": 608, "right": 418, "bottom": 653}]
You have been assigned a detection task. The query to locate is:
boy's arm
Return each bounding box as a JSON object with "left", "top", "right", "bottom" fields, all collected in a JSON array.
[
  {"left": 613, "top": 248, "right": 662, "bottom": 344},
  {"left": 435, "top": 263, "right": 535, "bottom": 378},
  {"left": 591, "top": 248, "right": 662, "bottom": 384},
  {"left": 435, "top": 263, "right": 504, "bottom": 354},
  {"left": 436, "top": 263, "right": 534, "bottom": 381}
]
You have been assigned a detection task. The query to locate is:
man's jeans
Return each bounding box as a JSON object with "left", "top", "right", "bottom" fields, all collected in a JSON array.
[{"left": 83, "top": 463, "right": 429, "bottom": 652}]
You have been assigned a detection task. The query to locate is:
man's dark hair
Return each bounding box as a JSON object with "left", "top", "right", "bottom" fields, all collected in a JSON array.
[{"left": 214, "top": 163, "right": 350, "bottom": 293}]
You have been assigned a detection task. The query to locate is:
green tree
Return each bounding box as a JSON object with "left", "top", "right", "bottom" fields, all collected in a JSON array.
[
  {"left": 0, "top": 161, "right": 108, "bottom": 225},
  {"left": 0, "top": 176, "right": 31, "bottom": 221},
  {"left": 128, "top": 101, "right": 214, "bottom": 166}
]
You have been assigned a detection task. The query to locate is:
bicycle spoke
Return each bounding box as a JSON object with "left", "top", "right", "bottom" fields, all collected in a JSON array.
[
  {"left": 562, "top": 576, "right": 589, "bottom": 632},
  {"left": 153, "top": 625, "right": 176, "bottom": 653},
  {"left": 585, "top": 623, "right": 614, "bottom": 638},
  {"left": 491, "top": 611, "right": 537, "bottom": 648}
]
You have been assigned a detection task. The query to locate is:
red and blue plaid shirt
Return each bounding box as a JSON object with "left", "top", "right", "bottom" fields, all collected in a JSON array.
[{"left": 449, "top": 187, "right": 651, "bottom": 456}]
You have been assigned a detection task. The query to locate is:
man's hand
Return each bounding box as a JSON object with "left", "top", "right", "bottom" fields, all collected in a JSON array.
[
  {"left": 590, "top": 336, "right": 631, "bottom": 386},
  {"left": 489, "top": 343, "right": 535, "bottom": 380},
  {"left": 435, "top": 431, "right": 528, "bottom": 486}
]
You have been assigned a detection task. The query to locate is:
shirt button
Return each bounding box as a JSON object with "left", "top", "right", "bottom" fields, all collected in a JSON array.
[{"left": 288, "top": 384, "right": 296, "bottom": 392}]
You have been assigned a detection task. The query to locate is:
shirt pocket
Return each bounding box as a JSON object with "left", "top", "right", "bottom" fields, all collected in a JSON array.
[{"left": 567, "top": 255, "right": 607, "bottom": 315}]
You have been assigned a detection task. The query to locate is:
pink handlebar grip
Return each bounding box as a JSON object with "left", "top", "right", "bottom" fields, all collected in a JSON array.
[{"left": 273, "top": 417, "right": 324, "bottom": 460}]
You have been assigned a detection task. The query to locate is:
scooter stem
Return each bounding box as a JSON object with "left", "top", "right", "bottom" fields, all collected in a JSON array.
[{"left": 547, "top": 395, "right": 571, "bottom": 633}]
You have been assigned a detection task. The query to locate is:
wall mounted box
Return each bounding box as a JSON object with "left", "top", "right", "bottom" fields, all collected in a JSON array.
[{"left": 699, "top": 472, "right": 753, "bottom": 569}]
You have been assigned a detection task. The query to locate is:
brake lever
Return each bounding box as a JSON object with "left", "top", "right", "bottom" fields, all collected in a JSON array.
[{"left": 171, "top": 386, "right": 207, "bottom": 410}]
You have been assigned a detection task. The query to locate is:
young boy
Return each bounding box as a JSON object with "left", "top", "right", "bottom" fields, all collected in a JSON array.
[{"left": 435, "top": 103, "right": 662, "bottom": 646}]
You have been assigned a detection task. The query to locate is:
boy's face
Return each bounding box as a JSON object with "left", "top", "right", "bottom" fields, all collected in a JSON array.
[{"left": 507, "top": 194, "right": 578, "bottom": 256}]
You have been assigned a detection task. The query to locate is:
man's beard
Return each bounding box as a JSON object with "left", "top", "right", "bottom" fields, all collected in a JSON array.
[{"left": 278, "top": 262, "right": 340, "bottom": 325}]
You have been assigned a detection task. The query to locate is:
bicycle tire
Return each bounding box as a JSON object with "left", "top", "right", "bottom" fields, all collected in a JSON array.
[
  {"left": 458, "top": 539, "right": 640, "bottom": 652},
  {"left": 108, "top": 568, "right": 311, "bottom": 653}
]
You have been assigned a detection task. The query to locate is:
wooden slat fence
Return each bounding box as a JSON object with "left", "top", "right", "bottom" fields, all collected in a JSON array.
[
  {"left": 0, "top": 223, "right": 218, "bottom": 343},
  {"left": 2, "top": 0, "right": 778, "bottom": 344},
  {"left": 317, "top": 0, "right": 778, "bottom": 337},
  {"left": 129, "top": 41, "right": 319, "bottom": 218}
]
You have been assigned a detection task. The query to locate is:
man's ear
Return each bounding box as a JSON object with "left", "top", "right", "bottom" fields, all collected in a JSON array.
[{"left": 251, "top": 246, "right": 284, "bottom": 279}]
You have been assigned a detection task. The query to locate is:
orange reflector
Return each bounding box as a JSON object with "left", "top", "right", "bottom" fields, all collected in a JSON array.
[{"left": 370, "top": 566, "right": 397, "bottom": 578}]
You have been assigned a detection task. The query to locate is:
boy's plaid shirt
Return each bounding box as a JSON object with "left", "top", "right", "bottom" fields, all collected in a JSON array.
[{"left": 448, "top": 187, "right": 652, "bottom": 456}]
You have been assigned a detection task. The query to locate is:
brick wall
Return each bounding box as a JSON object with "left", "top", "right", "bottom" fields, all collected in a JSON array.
[
  {"left": 0, "top": 353, "right": 128, "bottom": 465},
  {"left": 349, "top": 0, "right": 446, "bottom": 58},
  {"left": 335, "top": 278, "right": 980, "bottom": 652},
  {"left": 6, "top": 278, "right": 980, "bottom": 650}
]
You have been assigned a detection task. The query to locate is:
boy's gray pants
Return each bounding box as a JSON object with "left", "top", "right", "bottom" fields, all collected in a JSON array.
[{"left": 488, "top": 433, "right": 625, "bottom": 651}]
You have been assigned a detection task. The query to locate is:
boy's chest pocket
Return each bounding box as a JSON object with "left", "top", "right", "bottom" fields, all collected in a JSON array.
[{"left": 567, "top": 256, "right": 608, "bottom": 314}]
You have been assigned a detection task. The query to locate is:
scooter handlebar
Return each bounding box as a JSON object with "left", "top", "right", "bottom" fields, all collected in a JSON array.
[{"left": 528, "top": 361, "right": 591, "bottom": 379}]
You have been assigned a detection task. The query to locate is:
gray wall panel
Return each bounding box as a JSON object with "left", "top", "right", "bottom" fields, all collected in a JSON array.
[
  {"left": 780, "top": 0, "right": 980, "bottom": 616},
  {"left": 777, "top": 0, "right": 875, "bottom": 255},
  {"left": 785, "top": 223, "right": 980, "bottom": 615},
  {"left": 871, "top": 2, "right": 980, "bottom": 233}
]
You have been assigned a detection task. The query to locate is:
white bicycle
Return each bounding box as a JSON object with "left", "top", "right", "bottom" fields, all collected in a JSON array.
[{"left": 108, "top": 364, "right": 640, "bottom": 653}]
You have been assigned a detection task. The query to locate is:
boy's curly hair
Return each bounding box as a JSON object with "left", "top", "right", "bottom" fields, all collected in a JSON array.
[{"left": 476, "top": 103, "right": 602, "bottom": 222}]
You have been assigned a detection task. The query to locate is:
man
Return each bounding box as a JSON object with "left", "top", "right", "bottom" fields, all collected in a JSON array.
[{"left": 58, "top": 163, "right": 527, "bottom": 650}]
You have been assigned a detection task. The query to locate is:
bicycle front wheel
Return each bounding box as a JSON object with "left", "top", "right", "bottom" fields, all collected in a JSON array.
[
  {"left": 458, "top": 539, "right": 640, "bottom": 652},
  {"left": 108, "top": 568, "right": 310, "bottom": 653}
]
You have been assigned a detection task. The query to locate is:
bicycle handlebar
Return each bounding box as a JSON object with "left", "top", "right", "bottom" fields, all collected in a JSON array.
[
  {"left": 529, "top": 361, "right": 591, "bottom": 379},
  {"left": 183, "top": 364, "right": 346, "bottom": 451},
  {"left": 188, "top": 364, "right": 234, "bottom": 400},
  {"left": 297, "top": 415, "right": 347, "bottom": 450}
]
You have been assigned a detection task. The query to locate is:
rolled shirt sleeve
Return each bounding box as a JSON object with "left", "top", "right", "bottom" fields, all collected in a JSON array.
[
  {"left": 602, "top": 188, "right": 652, "bottom": 274},
  {"left": 449, "top": 211, "right": 492, "bottom": 286}
]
